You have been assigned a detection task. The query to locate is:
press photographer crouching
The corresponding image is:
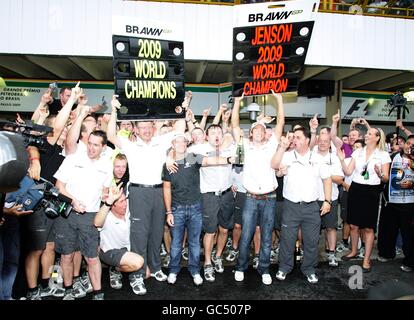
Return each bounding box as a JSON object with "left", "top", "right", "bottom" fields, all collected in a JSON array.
[{"left": 377, "top": 135, "right": 414, "bottom": 272}]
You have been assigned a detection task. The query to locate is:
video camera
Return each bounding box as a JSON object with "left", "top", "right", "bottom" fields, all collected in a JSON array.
[
  {"left": 0, "top": 120, "right": 52, "bottom": 150},
  {"left": 388, "top": 92, "right": 407, "bottom": 108},
  {"left": 5, "top": 176, "right": 73, "bottom": 219},
  {"left": 36, "top": 178, "right": 73, "bottom": 219}
]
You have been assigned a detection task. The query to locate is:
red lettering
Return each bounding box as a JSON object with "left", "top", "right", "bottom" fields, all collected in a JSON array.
[
  {"left": 243, "top": 79, "right": 289, "bottom": 96},
  {"left": 251, "top": 24, "right": 293, "bottom": 46},
  {"left": 252, "top": 63, "right": 285, "bottom": 80}
]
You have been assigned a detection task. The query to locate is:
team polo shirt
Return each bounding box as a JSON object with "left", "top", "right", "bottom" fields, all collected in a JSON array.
[
  {"left": 281, "top": 149, "right": 331, "bottom": 203},
  {"left": 189, "top": 142, "right": 236, "bottom": 193},
  {"left": 242, "top": 136, "right": 278, "bottom": 194},
  {"left": 54, "top": 152, "right": 112, "bottom": 212},
  {"left": 351, "top": 147, "right": 391, "bottom": 185},
  {"left": 100, "top": 210, "right": 131, "bottom": 252},
  {"left": 313, "top": 151, "right": 344, "bottom": 201},
  {"left": 119, "top": 132, "right": 175, "bottom": 185}
]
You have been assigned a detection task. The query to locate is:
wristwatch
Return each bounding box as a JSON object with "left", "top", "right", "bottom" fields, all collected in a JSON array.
[{"left": 324, "top": 200, "right": 332, "bottom": 205}]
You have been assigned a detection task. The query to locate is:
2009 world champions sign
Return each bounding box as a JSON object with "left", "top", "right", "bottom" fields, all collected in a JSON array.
[
  {"left": 112, "top": 16, "right": 185, "bottom": 120},
  {"left": 232, "top": 1, "right": 318, "bottom": 97}
]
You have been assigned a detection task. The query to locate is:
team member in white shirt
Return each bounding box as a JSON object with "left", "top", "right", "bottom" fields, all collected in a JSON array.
[
  {"left": 338, "top": 127, "right": 391, "bottom": 272},
  {"left": 231, "top": 91, "right": 285, "bottom": 285},
  {"left": 54, "top": 130, "right": 113, "bottom": 300},
  {"left": 272, "top": 127, "right": 332, "bottom": 284},
  {"left": 94, "top": 186, "right": 144, "bottom": 291},
  {"left": 314, "top": 130, "right": 344, "bottom": 267},
  {"left": 188, "top": 124, "right": 235, "bottom": 282},
  {"left": 107, "top": 95, "right": 185, "bottom": 295}
]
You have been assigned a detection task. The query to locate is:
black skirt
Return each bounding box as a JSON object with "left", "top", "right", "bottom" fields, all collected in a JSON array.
[{"left": 347, "top": 182, "right": 382, "bottom": 230}]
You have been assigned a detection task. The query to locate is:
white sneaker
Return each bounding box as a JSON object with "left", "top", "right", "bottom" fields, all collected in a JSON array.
[
  {"left": 167, "top": 273, "right": 177, "bottom": 284},
  {"left": 193, "top": 274, "right": 203, "bottom": 286},
  {"left": 130, "top": 275, "right": 147, "bottom": 295},
  {"left": 275, "top": 270, "right": 286, "bottom": 281},
  {"left": 306, "top": 273, "right": 318, "bottom": 284},
  {"left": 262, "top": 274, "right": 272, "bottom": 285},
  {"left": 328, "top": 253, "right": 339, "bottom": 267},
  {"left": 150, "top": 270, "right": 167, "bottom": 282},
  {"left": 234, "top": 271, "right": 244, "bottom": 282}
]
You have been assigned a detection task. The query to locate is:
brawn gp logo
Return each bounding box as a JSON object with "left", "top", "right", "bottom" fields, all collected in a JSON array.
[
  {"left": 126, "top": 25, "right": 172, "bottom": 36},
  {"left": 248, "top": 10, "right": 303, "bottom": 22}
]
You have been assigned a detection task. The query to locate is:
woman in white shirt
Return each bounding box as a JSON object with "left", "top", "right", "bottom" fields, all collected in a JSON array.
[{"left": 338, "top": 127, "right": 391, "bottom": 272}]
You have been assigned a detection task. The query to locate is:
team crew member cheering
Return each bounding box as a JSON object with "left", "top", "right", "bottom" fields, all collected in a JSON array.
[
  {"left": 272, "top": 127, "right": 332, "bottom": 284},
  {"left": 107, "top": 95, "right": 186, "bottom": 295},
  {"left": 338, "top": 128, "right": 391, "bottom": 272},
  {"left": 163, "top": 134, "right": 235, "bottom": 286},
  {"left": 54, "top": 130, "right": 112, "bottom": 300},
  {"left": 188, "top": 123, "right": 236, "bottom": 282},
  {"left": 231, "top": 90, "right": 285, "bottom": 285},
  {"left": 94, "top": 186, "right": 144, "bottom": 291}
]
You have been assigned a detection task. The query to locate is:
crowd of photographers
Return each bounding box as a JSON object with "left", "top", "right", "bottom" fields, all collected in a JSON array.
[{"left": 0, "top": 83, "right": 413, "bottom": 300}]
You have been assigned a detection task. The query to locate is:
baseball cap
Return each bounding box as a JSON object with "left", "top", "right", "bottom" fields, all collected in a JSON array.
[
  {"left": 172, "top": 133, "right": 190, "bottom": 142},
  {"left": 250, "top": 122, "right": 266, "bottom": 131}
]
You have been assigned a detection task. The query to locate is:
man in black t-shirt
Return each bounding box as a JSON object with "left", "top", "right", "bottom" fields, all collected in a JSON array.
[
  {"left": 48, "top": 88, "right": 74, "bottom": 115},
  {"left": 162, "top": 134, "right": 234, "bottom": 286}
]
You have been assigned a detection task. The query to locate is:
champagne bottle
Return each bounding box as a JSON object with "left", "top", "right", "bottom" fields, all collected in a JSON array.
[{"left": 236, "top": 139, "right": 244, "bottom": 166}]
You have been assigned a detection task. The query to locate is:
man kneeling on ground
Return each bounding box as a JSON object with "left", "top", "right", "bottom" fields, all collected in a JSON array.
[{"left": 94, "top": 185, "right": 144, "bottom": 291}]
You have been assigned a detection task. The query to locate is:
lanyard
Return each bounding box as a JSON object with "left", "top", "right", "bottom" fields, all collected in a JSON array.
[{"left": 293, "top": 151, "right": 313, "bottom": 166}]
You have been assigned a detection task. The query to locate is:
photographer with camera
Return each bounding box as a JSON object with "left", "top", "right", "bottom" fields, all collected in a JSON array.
[
  {"left": 23, "top": 83, "right": 82, "bottom": 300},
  {"left": 54, "top": 130, "right": 112, "bottom": 300},
  {"left": 377, "top": 135, "right": 414, "bottom": 273}
]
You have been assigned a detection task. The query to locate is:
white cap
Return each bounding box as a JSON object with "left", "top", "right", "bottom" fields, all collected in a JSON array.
[
  {"left": 172, "top": 133, "right": 190, "bottom": 142},
  {"left": 250, "top": 122, "right": 266, "bottom": 131}
]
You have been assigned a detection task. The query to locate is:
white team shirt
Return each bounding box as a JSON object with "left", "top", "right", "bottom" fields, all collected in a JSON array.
[
  {"left": 100, "top": 210, "right": 131, "bottom": 252},
  {"left": 189, "top": 142, "right": 236, "bottom": 193},
  {"left": 54, "top": 152, "right": 113, "bottom": 212},
  {"left": 242, "top": 136, "right": 278, "bottom": 194},
  {"left": 281, "top": 149, "right": 331, "bottom": 203},
  {"left": 313, "top": 151, "right": 344, "bottom": 201},
  {"left": 119, "top": 131, "right": 175, "bottom": 185},
  {"left": 351, "top": 147, "right": 391, "bottom": 185}
]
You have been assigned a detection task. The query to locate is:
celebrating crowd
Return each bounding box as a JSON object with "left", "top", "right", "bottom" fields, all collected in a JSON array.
[{"left": 0, "top": 83, "right": 413, "bottom": 300}]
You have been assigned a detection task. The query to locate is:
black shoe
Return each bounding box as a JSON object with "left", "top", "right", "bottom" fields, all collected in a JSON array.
[
  {"left": 341, "top": 254, "right": 359, "bottom": 261},
  {"left": 362, "top": 266, "right": 371, "bottom": 273}
]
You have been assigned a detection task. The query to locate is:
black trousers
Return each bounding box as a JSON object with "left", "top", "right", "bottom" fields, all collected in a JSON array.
[
  {"left": 128, "top": 186, "right": 165, "bottom": 277},
  {"left": 377, "top": 198, "right": 414, "bottom": 268}
]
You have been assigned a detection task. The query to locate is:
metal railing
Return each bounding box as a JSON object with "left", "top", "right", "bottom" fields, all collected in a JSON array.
[
  {"left": 125, "top": 0, "right": 414, "bottom": 19},
  {"left": 319, "top": 1, "right": 414, "bottom": 19}
]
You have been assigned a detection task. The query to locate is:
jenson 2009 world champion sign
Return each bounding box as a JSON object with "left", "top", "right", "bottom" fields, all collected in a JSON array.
[
  {"left": 112, "top": 16, "right": 185, "bottom": 120},
  {"left": 232, "top": 1, "right": 318, "bottom": 97}
]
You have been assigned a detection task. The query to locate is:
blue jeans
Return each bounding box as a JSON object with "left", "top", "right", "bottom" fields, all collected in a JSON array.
[
  {"left": 236, "top": 196, "right": 276, "bottom": 275},
  {"left": 169, "top": 202, "right": 202, "bottom": 276},
  {"left": 0, "top": 216, "right": 20, "bottom": 300}
]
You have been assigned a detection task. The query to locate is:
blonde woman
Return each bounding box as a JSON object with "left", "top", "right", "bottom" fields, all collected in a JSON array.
[{"left": 338, "top": 127, "right": 391, "bottom": 272}]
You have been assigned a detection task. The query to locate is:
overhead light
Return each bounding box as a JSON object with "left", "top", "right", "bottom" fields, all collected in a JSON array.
[
  {"left": 247, "top": 101, "right": 261, "bottom": 121},
  {"left": 403, "top": 91, "right": 414, "bottom": 102}
]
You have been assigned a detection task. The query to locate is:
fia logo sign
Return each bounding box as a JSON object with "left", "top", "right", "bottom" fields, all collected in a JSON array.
[{"left": 343, "top": 99, "right": 368, "bottom": 119}]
